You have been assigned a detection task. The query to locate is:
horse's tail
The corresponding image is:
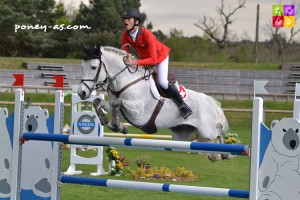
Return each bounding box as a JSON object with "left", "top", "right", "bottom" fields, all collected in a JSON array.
[{"left": 207, "top": 96, "right": 229, "bottom": 135}]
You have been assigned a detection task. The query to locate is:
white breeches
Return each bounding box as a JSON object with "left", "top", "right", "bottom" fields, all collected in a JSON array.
[{"left": 157, "top": 56, "right": 169, "bottom": 90}]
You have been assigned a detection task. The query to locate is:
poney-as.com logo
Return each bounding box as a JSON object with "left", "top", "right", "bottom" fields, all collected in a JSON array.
[{"left": 272, "top": 4, "right": 295, "bottom": 28}]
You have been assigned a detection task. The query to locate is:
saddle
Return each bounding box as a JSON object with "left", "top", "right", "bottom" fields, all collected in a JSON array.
[{"left": 151, "top": 71, "right": 177, "bottom": 98}]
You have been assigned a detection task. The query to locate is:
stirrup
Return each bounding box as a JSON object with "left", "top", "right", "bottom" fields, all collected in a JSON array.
[{"left": 179, "top": 104, "right": 192, "bottom": 119}]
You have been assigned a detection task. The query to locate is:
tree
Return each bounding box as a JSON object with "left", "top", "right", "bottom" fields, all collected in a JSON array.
[
  {"left": 0, "top": 0, "right": 71, "bottom": 57},
  {"left": 69, "top": 0, "right": 143, "bottom": 57},
  {"left": 194, "top": 0, "right": 246, "bottom": 49}
]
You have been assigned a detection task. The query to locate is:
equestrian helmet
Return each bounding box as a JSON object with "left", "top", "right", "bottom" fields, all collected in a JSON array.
[{"left": 122, "top": 8, "right": 141, "bottom": 22}]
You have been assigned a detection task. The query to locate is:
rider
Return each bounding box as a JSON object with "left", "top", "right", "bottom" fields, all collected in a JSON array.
[{"left": 121, "top": 7, "right": 192, "bottom": 119}]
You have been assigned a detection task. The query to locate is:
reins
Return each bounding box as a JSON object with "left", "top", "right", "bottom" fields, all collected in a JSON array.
[
  {"left": 81, "top": 47, "right": 153, "bottom": 98},
  {"left": 107, "top": 56, "right": 152, "bottom": 98}
]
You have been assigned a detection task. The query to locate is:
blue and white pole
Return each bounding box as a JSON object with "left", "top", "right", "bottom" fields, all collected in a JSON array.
[
  {"left": 22, "top": 133, "right": 249, "bottom": 156},
  {"left": 60, "top": 176, "right": 249, "bottom": 199}
]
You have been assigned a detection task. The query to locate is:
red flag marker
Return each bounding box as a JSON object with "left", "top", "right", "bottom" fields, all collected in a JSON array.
[
  {"left": 12, "top": 73, "right": 25, "bottom": 94},
  {"left": 12, "top": 74, "right": 24, "bottom": 87},
  {"left": 53, "top": 75, "right": 64, "bottom": 93}
]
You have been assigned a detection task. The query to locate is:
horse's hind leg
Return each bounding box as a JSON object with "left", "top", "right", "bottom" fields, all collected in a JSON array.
[
  {"left": 207, "top": 137, "right": 223, "bottom": 162},
  {"left": 206, "top": 123, "right": 229, "bottom": 162},
  {"left": 216, "top": 123, "right": 233, "bottom": 160}
]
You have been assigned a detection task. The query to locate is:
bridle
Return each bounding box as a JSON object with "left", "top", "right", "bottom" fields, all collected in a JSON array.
[
  {"left": 80, "top": 48, "right": 152, "bottom": 97},
  {"left": 80, "top": 52, "right": 107, "bottom": 94}
]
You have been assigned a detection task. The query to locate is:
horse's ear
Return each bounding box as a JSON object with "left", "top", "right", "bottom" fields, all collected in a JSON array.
[
  {"left": 96, "top": 43, "right": 100, "bottom": 49},
  {"left": 81, "top": 42, "right": 86, "bottom": 51},
  {"left": 81, "top": 43, "right": 91, "bottom": 55}
]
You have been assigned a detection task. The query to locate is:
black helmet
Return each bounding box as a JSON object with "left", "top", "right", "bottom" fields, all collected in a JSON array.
[{"left": 122, "top": 8, "right": 141, "bottom": 22}]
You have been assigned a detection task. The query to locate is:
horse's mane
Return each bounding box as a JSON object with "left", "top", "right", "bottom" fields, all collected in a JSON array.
[{"left": 102, "top": 46, "right": 127, "bottom": 57}]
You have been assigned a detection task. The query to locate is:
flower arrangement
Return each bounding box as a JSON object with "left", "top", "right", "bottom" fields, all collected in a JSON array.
[
  {"left": 224, "top": 133, "right": 241, "bottom": 144},
  {"left": 130, "top": 166, "right": 197, "bottom": 181},
  {"left": 105, "top": 147, "right": 128, "bottom": 176}
]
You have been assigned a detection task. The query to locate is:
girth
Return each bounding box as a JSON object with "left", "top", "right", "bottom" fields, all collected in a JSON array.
[{"left": 120, "top": 98, "right": 165, "bottom": 134}]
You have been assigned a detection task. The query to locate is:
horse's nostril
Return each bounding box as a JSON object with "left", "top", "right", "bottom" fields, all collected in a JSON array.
[{"left": 82, "top": 91, "right": 86, "bottom": 98}]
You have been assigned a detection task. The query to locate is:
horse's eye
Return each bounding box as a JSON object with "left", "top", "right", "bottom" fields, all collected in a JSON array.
[{"left": 92, "top": 66, "right": 97, "bottom": 70}]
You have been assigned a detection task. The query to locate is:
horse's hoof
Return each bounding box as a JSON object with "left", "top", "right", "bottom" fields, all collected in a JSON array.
[
  {"left": 208, "top": 154, "right": 222, "bottom": 162},
  {"left": 122, "top": 125, "right": 128, "bottom": 135},
  {"left": 221, "top": 154, "right": 234, "bottom": 160}
]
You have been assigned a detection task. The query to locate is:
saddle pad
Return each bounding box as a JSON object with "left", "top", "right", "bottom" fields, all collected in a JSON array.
[
  {"left": 149, "top": 75, "right": 161, "bottom": 100},
  {"left": 149, "top": 75, "right": 188, "bottom": 100}
]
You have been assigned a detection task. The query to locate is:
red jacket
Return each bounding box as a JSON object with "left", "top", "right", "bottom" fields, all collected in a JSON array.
[{"left": 121, "top": 27, "right": 170, "bottom": 66}]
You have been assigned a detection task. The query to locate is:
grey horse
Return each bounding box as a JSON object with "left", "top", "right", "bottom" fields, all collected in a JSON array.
[{"left": 77, "top": 44, "right": 231, "bottom": 161}]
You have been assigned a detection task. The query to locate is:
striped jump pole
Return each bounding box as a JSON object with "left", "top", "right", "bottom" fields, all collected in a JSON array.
[
  {"left": 104, "top": 132, "right": 172, "bottom": 139},
  {"left": 60, "top": 176, "right": 249, "bottom": 199},
  {"left": 64, "top": 129, "right": 172, "bottom": 139},
  {"left": 22, "top": 133, "right": 249, "bottom": 156}
]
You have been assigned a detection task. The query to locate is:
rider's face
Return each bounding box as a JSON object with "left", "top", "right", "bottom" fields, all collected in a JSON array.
[{"left": 123, "top": 17, "right": 137, "bottom": 31}]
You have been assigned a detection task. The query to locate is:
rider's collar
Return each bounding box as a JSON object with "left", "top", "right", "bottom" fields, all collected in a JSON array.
[
  {"left": 128, "top": 27, "right": 142, "bottom": 36},
  {"left": 129, "top": 28, "right": 139, "bottom": 42},
  {"left": 128, "top": 27, "right": 142, "bottom": 43}
]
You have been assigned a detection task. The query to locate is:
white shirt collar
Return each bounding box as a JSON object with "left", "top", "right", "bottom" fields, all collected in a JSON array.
[{"left": 130, "top": 28, "right": 139, "bottom": 42}]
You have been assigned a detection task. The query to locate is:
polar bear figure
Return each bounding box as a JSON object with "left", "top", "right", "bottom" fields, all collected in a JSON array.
[
  {"left": 258, "top": 118, "right": 300, "bottom": 200},
  {"left": 20, "top": 106, "right": 52, "bottom": 199},
  {"left": 0, "top": 108, "right": 12, "bottom": 199}
]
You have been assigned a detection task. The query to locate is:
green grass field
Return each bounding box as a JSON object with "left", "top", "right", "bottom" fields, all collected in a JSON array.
[{"left": 0, "top": 92, "right": 293, "bottom": 200}]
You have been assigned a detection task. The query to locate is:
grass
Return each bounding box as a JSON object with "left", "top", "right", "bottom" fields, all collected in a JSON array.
[
  {"left": 60, "top": 149, "right": 250, "bottom": 200},
  {"left": 0, "top": 56, "right": 282, "bottom": 70},
  {"left": 0, "top": 92, "right": 293, "bottom": 200}
]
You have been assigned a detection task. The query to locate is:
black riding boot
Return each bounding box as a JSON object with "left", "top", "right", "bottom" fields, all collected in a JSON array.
[{"left": 165, "top": 83, "right": 192, "bottom": 119}]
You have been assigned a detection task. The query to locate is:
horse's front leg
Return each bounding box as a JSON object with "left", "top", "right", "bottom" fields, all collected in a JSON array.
[
  {"left": 93, "top": 98, "right": 128, "bottom": 134},
  {"left": 107, "top": 99, "right": 128, "bottom": 134},
  {"left": 93, "top": 98, "right": 109, "bottom": 126}
]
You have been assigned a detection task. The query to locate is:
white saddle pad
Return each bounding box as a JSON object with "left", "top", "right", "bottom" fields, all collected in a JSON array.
[
  {"left": 149, "top": 75, "right": 188, "bottom": 100},
  {"left": 149, "top": 75, "right": 160, "bottom": 100}
]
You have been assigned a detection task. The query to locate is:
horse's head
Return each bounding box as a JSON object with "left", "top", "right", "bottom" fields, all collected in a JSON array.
[{"left": 78, "top": 43, "right": 107, "bottom": 100}]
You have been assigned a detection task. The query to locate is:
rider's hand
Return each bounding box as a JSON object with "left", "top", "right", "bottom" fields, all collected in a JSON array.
[{"left": 124, "top": 54, "right": 137, "bottom": 66}]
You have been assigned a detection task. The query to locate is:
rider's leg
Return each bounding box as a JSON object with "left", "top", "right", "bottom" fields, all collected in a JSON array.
[{"left": 157, "top": 56, "right": 192, "bottom": 119}]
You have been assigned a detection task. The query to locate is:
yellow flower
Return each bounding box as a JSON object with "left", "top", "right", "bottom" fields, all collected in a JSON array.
[{"left": 117, "top": 162, "right": 123, "bottom": 170}]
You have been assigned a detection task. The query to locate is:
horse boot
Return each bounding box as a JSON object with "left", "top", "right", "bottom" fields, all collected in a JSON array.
[
  {"left": 165, "top": 83, "right": 192, "bottom": 119},
  {"left": 109, "top": 99, "right": 128, "bottom": 135},
  {"left": 93, "top": 98, "right": 109, "bottom": 126}
]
